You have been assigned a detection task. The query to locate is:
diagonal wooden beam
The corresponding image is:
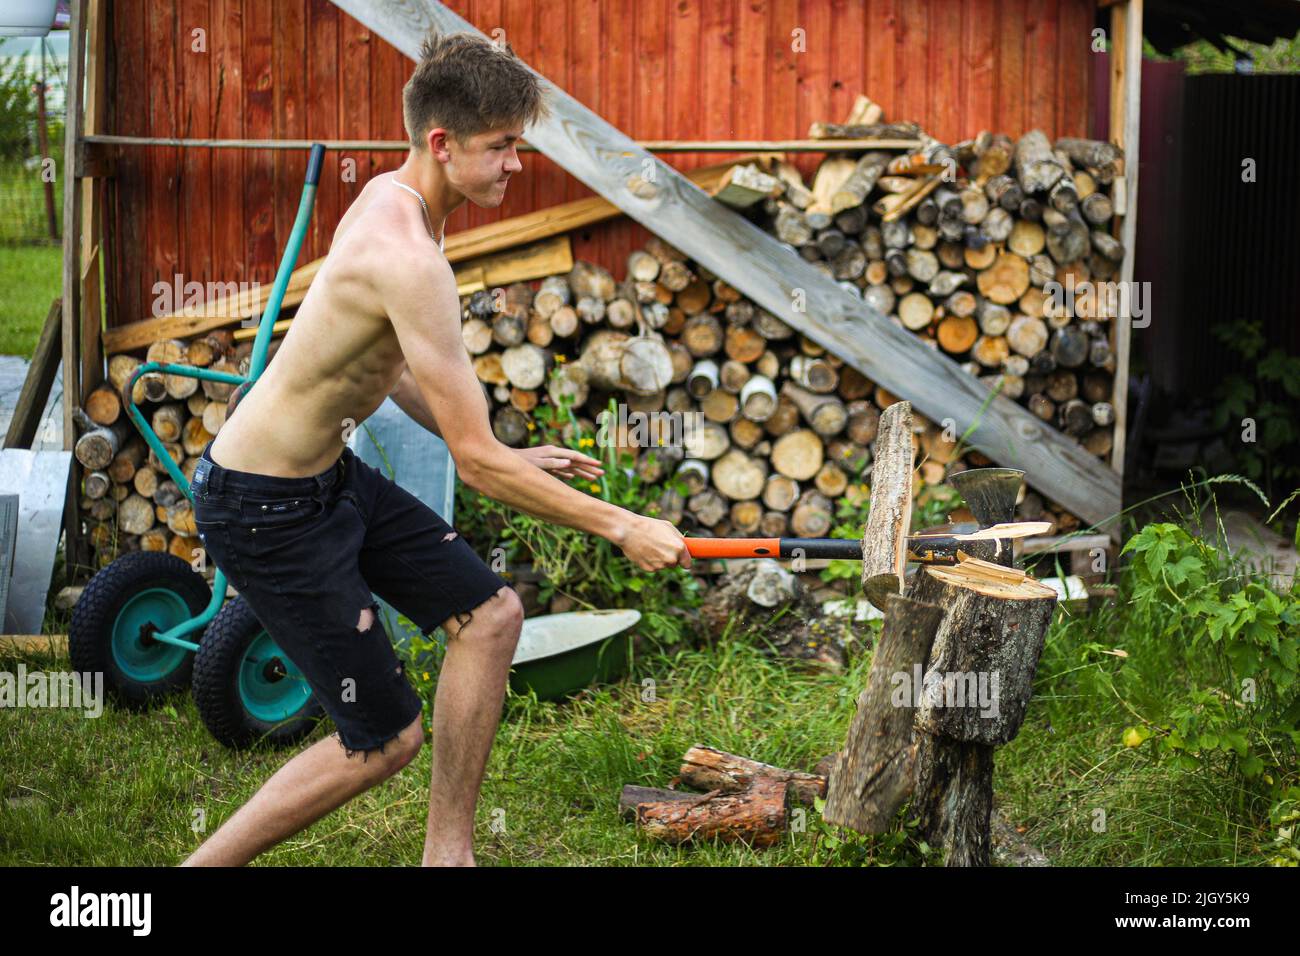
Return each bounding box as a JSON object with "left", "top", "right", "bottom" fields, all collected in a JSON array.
[{"left": 327, "top": 0, "right": 1121, "bottom": 529}]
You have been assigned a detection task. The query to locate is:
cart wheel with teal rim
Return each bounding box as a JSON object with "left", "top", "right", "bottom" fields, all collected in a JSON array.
[
  {"left": 69, "top": 551, "right": 211, "bottom": 708},
  {"left": 192, "top": 596, "right": 325, "bottom": 749}
]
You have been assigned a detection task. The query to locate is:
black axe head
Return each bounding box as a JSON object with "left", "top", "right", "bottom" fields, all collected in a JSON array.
[{"left": 947, "top": 467, "right": 1024, "bottom": 527}]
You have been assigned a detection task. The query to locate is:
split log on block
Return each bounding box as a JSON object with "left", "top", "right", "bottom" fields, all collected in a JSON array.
[
  {"left": 74, "top": 419, "right": 131, "bottom": 471},
  {"left": 976, "top": 253, "right": 1030, "bottom": 305},
  {"left": 770, "top": 429, "right": 824, "bottom": 481},
  {"left": 861, "top": 401, "right": 914, "bottom": 610},
  {"left": 85, "top": 385, "right": 121, "bottom": 426},
  {"left": 781, "top": 382, "right": 847, "bottom": 437},
  {"left": 577, "top": 331, "right": 673, "bottom": 395},
  {"left": 626, "top": 775, "right": 791, "bottom": 847},
  {"left": 907, "top": 559, "right": 1058, "bottom": 745},
  {"left": 1014, "top": 129, "right": 1066, "bottom": 194},
  {"left": 678, "top": 745, "right": 828, "bottom": 807},
  {"left": 823, "top": 594, "right": 945, "bottom": 832}
]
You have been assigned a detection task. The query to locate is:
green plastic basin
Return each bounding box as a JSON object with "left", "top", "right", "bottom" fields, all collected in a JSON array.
[{"left": 508, "top": 609, "right": 641, "bottom": 701}]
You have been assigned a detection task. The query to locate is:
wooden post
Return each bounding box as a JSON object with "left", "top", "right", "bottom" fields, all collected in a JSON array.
[
  {"left": 1107, "top": 0, "right": 1143, "bottom": 542},
  {"left": 61, "top": 0, "right": 89, "bottom": 578},
  {"left": 35, "top": 78, "right": 58, "bottom": 241},
  {"left": 80, "top": 0, "right": 108, "bottom": 398}
]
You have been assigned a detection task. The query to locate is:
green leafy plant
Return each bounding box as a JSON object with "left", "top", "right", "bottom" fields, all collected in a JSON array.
[
  {"left": 1211, "top": 319, "right": 1300, "bottom": 500},
  {"left": 1115, "top": 521, "right": 1300, "bottom": 792},
  {"left": 454, "top": 373, "right": 702, "bottom": 651}
]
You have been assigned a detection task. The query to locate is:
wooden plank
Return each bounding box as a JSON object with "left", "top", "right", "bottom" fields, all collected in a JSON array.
[
  {"left": 244, "top": 0, "right": 275, "bottom": 288},
  {"left": 109, "top": 0, "right": 146, "bottom": 325},
  {"left": 996, "top": 0, "right": 1026, "bottom": 136},
  {"left": 1024, "top": 0, "right": 1059, "bottom": 135},
  {"left": 325, "top": 0, "right": 1122, "bottom": 528},
  {"left": 308, "top": 0, "right": 343, "bottom": 261},
  {"left": 895, "top": 0, "right": 929, "bottom": 129},
  {"left": 0, "top": 635, "right": 69, "bottom": 657},
  {"left": 61, "top": 0, "right": 87, "bottom": 574},
  {"left": 963, "top": 0, "right": 996, "bottom": 138},
  {"left": 180, "top": 0, "right": 214, "bottom": 310},
  {"left": 100, "top": 156, "right": 756, "bottom": 353},
  {"left": 339, "top": 0, "right": 373, "bottom": 216},
  {"left": 79, "top": 0, "right": 107, "bottom": 397},
  {"left": 1058, "top": 0, "right": 1091, "bottom": 138},
  {"left": 210, "top": 0, "right": 247, "bottom": 299},
  {"left": 146, "top": 2, "right": 179, "bottom": 305},
  {"left": 930, "top": 0, "right": 961, "bottom": 142},
  {"left": 275, "top": 1, "right": 309, "bottom": 262},
  {"left": 1108, "top": 0, "right": 1141, "bottom": 493},
  {"left": 4, "top": 300, "right": 62, "bottom": 450},
  {"left": 866, "top": 0, "right": 898, "bottom": 123}
]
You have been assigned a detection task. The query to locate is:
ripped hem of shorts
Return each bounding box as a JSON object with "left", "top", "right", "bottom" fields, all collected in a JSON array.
[{"left": 332, "top": 726, "right": 404, "bottom": 763}]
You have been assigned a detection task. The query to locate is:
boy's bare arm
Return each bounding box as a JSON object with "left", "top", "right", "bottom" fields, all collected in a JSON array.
[
  {"left": 389, "top": 365, "right": 443, "bottom": 438},
  {"left": 382, "top": 255, "right": 690, "bottom": 572}
]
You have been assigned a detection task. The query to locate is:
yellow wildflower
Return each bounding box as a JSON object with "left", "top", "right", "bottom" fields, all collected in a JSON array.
[{"left": 589, "top": 482, "right": 601, "bottom": 492}]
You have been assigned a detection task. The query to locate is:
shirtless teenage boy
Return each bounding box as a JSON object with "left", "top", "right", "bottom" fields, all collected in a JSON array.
[{"left": 181, "top": 31, "right": 690, "bottom": 867}]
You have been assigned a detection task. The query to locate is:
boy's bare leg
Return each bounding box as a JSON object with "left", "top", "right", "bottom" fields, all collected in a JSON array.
[
  {"left": 422, "top": 586, "right": 524, "bottom": 867},
  {"left": 181, "top": 716, "right": 422, "bottom": 866}
]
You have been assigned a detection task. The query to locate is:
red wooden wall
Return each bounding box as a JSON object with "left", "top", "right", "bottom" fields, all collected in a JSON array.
[{"left": 103, "top": 0, "right": 1096, "bottom": 333}]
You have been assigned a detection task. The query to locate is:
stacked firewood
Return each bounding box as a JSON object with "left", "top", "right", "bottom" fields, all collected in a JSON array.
[
  {"left": 73, "top": 329, "right": 271, "bottom": 572},
  {"left": 736, "top": 123, "right": 1123, "bottom": 461},
  {"left": 462, "top": 237, "right": 1086, "bottom": 552}
]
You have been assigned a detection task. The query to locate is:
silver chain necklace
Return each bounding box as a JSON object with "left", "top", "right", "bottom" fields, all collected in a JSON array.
[{"left": 392, "top": 179, "right": 443, "bottom": 248}]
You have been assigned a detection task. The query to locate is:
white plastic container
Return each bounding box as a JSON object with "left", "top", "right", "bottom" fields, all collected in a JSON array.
[{"left": 1, "top": 1, "right": 59, "bottom": 38}]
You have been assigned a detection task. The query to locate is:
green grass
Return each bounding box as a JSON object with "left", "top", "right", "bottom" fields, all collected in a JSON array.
[
  {"left": 0, "top": 242, "right": 62, "bottom": 357},
  {"left": 0, "top": 595, "right": 1286, "bottom": 866}
]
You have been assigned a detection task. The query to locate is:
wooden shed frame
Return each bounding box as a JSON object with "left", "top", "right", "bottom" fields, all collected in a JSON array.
[{"left": 57, "top": 0, "right": 1144, "bottom": 574}]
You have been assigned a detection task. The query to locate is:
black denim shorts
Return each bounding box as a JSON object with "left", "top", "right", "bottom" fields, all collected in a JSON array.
[{"left": 189, "top": 439, "right": 510, "bottom": 756}]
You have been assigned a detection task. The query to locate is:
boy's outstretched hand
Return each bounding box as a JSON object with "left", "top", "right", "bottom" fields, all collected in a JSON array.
[{"left": 514, "top": 444, "right": 605, "bottom": 481}]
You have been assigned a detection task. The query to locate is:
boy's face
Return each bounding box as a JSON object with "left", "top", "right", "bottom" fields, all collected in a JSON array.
[{"left": 435, "top": 124, "right": 525, "bottom": 207}]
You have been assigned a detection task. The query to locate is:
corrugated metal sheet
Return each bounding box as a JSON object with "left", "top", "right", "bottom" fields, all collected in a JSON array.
[{"left": 103, "top": 0, "right": 1095, "bottom": 330}]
